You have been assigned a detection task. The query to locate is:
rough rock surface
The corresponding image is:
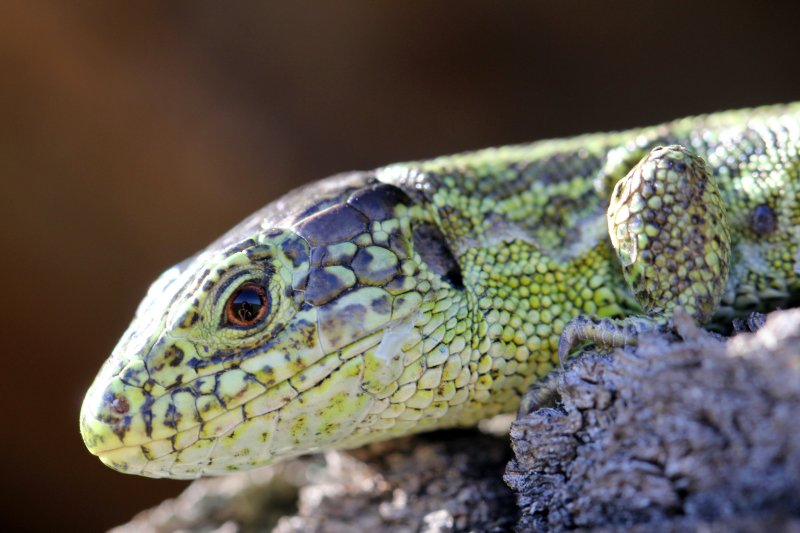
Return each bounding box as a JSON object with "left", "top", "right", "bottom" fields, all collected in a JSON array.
[
  {"left": 110, "top": 459, "right": 310, "bottom": 533},
  {"left": 115, "top": 309, "right": 800, "bottom": 532},
  {"left": 273, "top": 433, "right": 515, "bottom": 533},
  {"left": 505, "top": 308, "right": 800, "bottom": 531}
]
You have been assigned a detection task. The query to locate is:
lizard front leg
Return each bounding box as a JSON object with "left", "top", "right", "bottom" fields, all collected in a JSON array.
[{"left": 559, "top": 145, "right": 731, "bottom": 361}]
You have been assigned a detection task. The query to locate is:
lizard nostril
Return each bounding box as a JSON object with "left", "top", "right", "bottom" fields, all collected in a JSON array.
[{"left": 111, "top": 395, "right": 130, "bottom": 415}]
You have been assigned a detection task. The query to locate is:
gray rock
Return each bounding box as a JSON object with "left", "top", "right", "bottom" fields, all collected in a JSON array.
[{"left": 505, "top": 308, "right": 800, "bottom": 531}]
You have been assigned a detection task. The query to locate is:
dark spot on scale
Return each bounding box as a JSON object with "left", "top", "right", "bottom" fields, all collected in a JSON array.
[
  {"left": 141, "top": 445, "right": 156, "bottom": 461},
  {"left": 164, "top": 403, "right": 179, "bottom": 429},
  {"left": 306, "top": 267, "right": 349, "bottom": 306},
  {"left": 373, "top": 294, "right": 392, "bottom": 314},
  {"left": 298, "top": 321, "right": 316, "bottom": 344},
  {"left": 120, "top": 366, "right": 143, "bottom": 386},
  {"left": 309, "top": 247, "right": 329, "bottom": 267},
  {"left": 752, "top": 204, "right": 777, "bottom": 236},
  {"left": 165, "top": 345, "right": 185, "bottom": 367},
  {"left": 281, "top": 237, "right": 309, "bottom": 266},
  {"left": 347, "top": 183, "right": 413, "bottom": 221},
  {"left": 305, "top": 267, "right": 347, "bottom": 305},
  {"left": 294, "top": 204, "right": 368, "bottom": 246},
  {"left": 143, "top": 409, "right": 154, "bottom": 437},
  {"left": 355, "top": 247, "right": 373, "bottom": 263},
  {"left": 180, "top": 311, "right": 200, "bottom": 328},
  {"left": 233, "top": 239, "right": 258, "bottom": 253},
  {"left": 412, "top": 223, "right": 464, "bottom": 289},
  {"left": 352, "top": 247, "right": 400, "bottom": 285},
  {"left": 142, "top": 379, "right": 157, "bottom": 393},
  {"left": 666, "top": 159, "right": 687, "bottom": 172},
  {"left": 388, "top": 230, "right": 409, "bottom": 259},
  {"left": 110, "top": 417, "right": 131, "bottom": 441},
  {"left": 385, "top": 275, "right": 408, "bottom": 292}
]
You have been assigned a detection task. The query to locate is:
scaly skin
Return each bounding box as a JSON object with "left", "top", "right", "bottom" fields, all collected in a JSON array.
[{"left": 81, "top": 103, "right": 800, "bottom": 479}]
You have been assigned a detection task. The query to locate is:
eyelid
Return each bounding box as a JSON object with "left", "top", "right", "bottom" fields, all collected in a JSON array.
[{"left": 214, "top": 270, "right": 252, "bottom": 303}]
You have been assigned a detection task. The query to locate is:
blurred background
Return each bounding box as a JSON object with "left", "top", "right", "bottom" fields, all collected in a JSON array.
[{"left": 1, "top": 1, "right": 798, "bottom": 530}]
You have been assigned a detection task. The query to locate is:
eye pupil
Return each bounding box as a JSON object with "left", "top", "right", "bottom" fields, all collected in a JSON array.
[
  {"left": 237, "top": 305, "right": 252, "bottom": 321},
  {"left": 226, "top": 284, "right": 268, "bottom": 327}
]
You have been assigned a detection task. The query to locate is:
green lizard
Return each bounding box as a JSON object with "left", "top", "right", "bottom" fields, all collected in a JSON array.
[{"left": 81, "top": 103, "right": 800, "bottom": 479}]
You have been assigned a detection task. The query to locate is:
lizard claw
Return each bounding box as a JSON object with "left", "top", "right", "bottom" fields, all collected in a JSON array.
[{"left": 558, "top": 314, "right": 660, "bottom": 366}]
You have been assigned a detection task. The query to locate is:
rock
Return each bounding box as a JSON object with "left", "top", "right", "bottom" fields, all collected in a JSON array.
[
  {"left": 505, "top": 308, "right": 800, "bottom": 531},
  {"left": 273, "top": 434, "right": 515, "bottom": 533},
  {"left": 110, "top": 460, "right": 310, "bottom": 533}
]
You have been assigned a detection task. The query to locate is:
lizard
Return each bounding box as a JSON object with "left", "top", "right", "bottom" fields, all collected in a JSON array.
[{"left": 80, "top": 103, "right": 800, "bottom": 479}]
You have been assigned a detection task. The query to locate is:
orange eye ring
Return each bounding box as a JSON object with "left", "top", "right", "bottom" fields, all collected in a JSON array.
[{"left": 225, "top": 283, "right": 269, "bottom": 327}]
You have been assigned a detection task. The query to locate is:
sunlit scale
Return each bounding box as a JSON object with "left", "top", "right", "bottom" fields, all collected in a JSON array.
[{"left": 81, "top": 103, "right": 800, "bottom": 478}]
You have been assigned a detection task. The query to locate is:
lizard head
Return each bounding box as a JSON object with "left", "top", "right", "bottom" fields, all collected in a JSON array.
[{"left": 80, "top": 172, "right": 465, "bottom": 478}]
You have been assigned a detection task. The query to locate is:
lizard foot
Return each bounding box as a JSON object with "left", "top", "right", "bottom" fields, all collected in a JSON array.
[
  {"left": 732, "top": 312, "right": 768, "bottom": 333},
  {"left": 559, "top": 145, "right": 734, "bottom": 364},
  {"left": 557, "top": 314, "right": 665, "bottom": 365},
  {"left": 607, "top": 144, "right": 731, "bottom": 323}
]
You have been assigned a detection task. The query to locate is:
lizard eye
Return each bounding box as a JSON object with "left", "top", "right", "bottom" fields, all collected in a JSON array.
[{"left": 225, "top": 283, "right": 269, "bottom": 328}]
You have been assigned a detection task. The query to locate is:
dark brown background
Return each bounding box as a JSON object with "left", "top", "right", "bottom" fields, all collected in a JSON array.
[{"left": 1, "top": 1, "right": 797, "bottom": 530}]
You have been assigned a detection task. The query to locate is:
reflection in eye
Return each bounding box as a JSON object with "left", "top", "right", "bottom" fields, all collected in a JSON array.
[{"left": 225, "top": 283, "right": 268, "bottom": 327}]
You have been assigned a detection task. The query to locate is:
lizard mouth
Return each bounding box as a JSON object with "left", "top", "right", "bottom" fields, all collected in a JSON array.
[
  {"left": 80, "top": 390, "right": 225, "bottom": 479},
  {"left": 81, "top": 299, "right": 406, "bottom": 479},
  {"left": 79, "top": 393, "right": 151, "bottom": 476}
]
